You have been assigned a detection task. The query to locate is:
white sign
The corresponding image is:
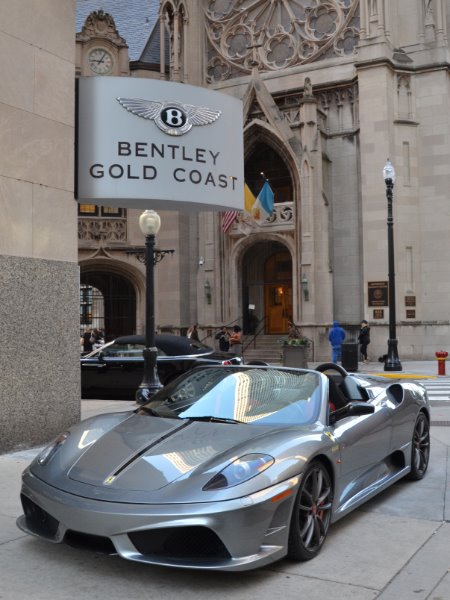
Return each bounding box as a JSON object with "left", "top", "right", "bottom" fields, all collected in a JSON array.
[{"left": 76, "top": 77, "right": 244, "bottom": 211}]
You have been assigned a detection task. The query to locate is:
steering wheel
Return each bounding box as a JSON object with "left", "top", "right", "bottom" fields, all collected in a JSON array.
[{"left": 315, "top": 362, "right": 349, "bottom": 377}]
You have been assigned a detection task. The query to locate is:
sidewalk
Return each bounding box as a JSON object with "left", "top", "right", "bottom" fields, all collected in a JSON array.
[
  {"left": 311, "top": 359, "right": 450, "bottom": 378},
  {"left": 0, "top": 367, "right": 449, "bottom": 599}
]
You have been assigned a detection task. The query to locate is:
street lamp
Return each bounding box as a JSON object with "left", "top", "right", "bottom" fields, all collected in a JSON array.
[
  {"left": 383, "top": 159, "right": 402, "bottom": 372},
  {"left": 136, "top": 209, "right": 163, "bottom": 403}
]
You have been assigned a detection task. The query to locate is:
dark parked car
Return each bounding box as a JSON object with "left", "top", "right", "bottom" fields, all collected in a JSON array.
[
  {"left": 19, "top": 362, "right": 430, "bottom": 571},
  {"left": 81, "top": 334, "right": 241, "bottom": 399}
]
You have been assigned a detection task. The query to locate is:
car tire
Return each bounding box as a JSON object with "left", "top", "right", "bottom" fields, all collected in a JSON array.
[
  {"left": 407, "top": 412, "right": 430, "bottom": 481},
  {"left": 287, "top": 460, "right": 333, "bottom": 561}
]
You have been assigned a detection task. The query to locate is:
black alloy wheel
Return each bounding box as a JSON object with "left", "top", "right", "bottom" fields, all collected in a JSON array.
[
  {"left": 407, "top": 412, "right": 430, "bottom": 481},
  {"left": 288, "top": 461, "right": 333, "bottom": 561}
]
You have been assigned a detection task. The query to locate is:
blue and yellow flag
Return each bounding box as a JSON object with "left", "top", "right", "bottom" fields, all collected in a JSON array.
[{"left": 251, "top": 180, "right": 274, "bottom": 224}]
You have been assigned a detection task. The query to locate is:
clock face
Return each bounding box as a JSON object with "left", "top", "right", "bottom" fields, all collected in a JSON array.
[{"left": 88, "top": 48, "right": 114, "bottom": 75}]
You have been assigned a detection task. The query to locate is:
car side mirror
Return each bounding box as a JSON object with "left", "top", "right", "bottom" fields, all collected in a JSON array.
[
  {"left": 330, "top": 401, "right": 375, "bottom": 424},
  {"left": 97, "top": 351, "right": 105, "bottom": 362}
]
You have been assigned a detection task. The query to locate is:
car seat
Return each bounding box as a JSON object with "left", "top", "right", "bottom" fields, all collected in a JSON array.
[{"left": 327, "top": 377, "right": 348, "bottom": 411}]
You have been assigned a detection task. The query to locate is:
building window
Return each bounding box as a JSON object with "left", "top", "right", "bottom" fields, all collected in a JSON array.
[
  {"left": 80, "top": 284, "right": 105, "bottom": 335},
  {"left": 245, "top": 143, "right": 292, "bottom": 203},
  {"left": 78, "top": 204, "right": 125, "bottom": 217},
  {"left": 102, "top": 206, "right": 123, "bottom": 216},
  {"left": 79, "top": 204, "right": 98, "bottom": 215}
]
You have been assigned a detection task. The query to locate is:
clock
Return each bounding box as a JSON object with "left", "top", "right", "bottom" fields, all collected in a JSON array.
[{"left": 88, "top": 48, "right": 114, "bottom": 75}]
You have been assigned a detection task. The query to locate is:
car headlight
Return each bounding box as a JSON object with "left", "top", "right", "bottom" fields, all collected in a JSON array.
[
  {"left": 203, "top": 453, "right": 274, "bottom": 490},
  {"left": 37, "top": 431, "right": 70, "bottom": 466}
]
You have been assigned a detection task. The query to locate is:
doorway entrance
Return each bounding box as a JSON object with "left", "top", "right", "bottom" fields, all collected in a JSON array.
[
  {"left": 242, "top": 242, "right": 293, "bottom": 335},
  {"left": 263, "top": 251, "right": 293, "bottom": 334}
]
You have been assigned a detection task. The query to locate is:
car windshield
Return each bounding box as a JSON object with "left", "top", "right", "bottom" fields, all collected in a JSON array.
[{"left": 141, "top": 367, "right": 322, "bottom": 426}]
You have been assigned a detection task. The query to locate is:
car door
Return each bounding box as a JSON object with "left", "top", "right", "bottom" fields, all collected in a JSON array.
[
  {"left": 330, "top": 390, "right": 393, "bottom": 512},
  {"left": 81, "top": 343, "right": 144, "bottom": 399}
]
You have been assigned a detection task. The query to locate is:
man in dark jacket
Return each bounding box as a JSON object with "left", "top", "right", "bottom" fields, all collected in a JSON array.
[
  {"left": 358, "top": 320, "right": 371, "bottom": 363},
  {"left": 328, "top": 321, "right": 346, "bottom": 363},
  {"left": 215, "top": 326, "right": 230, "bottom": 352}
]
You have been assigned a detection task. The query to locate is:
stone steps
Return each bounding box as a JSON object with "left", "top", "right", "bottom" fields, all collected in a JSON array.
[{"left": 242, "top": 335, "right": 282, "bottom": 364}]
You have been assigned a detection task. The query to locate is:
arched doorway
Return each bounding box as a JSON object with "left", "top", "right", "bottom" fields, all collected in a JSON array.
[
  {"left": 80, "top": 271, "right": 136, "bottom": 340},
  {"left": 242, "top": 241, "right": 293, "bottom": 335}
]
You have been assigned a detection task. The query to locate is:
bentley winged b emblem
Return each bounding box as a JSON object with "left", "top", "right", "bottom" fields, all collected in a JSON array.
[{"left": 116, "top": 97, "right": 222, "bottom": 136}]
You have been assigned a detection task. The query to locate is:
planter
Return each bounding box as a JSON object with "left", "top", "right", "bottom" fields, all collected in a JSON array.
[{"left": 282, "top": 345, "right": 308, "bottom": 369}]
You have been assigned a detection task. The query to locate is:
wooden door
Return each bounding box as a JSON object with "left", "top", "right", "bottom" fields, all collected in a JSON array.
[
  {"left": 264, "top": 283, "right": 292, "bottom": 334},
  {"left": 261, "top": 250, "right": 293, "bottom": 334}
]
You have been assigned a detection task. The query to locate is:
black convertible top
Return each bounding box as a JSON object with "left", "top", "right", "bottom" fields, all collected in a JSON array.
[{"left": 114, "top": 334, "right": 214, "bottom": 356}]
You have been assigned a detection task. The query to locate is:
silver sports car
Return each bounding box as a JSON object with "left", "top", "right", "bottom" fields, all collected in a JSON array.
[{"left": 17, "top": 363, "right": 430, "bottom": 571}]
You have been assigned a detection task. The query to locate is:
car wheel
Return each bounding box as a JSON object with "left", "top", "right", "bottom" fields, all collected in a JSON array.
[
  {"left": 407, "top": 412, "right": 430, "bottom": 481},
  {"left": 287, "top": 461, "right": 333, "bottom": 561}
]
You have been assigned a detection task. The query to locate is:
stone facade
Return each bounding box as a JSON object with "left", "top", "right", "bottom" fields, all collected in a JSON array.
[
  {"left": 182, "top": 0, "right": 450, "bottom": 360},
  {"left": 75, "top": 1, "right": 450, "bottom": 362},
  {"left": 0, "top": 1, "right": 80, "bottom": 452}
]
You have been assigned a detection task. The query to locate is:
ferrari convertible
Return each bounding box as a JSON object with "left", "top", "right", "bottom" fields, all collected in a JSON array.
[{"left": 17, "top": 363, "right": 430, "bottom": 571}]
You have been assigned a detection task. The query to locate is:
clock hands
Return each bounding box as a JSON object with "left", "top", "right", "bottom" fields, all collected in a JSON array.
[{"left": 91, "top": 52, "right": 107, "bottom": 64}]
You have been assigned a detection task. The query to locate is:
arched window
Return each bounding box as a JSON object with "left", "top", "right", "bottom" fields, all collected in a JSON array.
[
  {"left": 245, "top": 143, "right": 293, "bottom": 202},
  {"left": 80, "top": 272, "right": 136, "bottom": 340}
]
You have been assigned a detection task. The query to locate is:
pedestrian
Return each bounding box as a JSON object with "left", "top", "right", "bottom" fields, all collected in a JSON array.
[
  {"left": 328, "top": 321, "right": 346, "bottom": 363},
  {"left": 229, "top": 325, "right": 242, "bottom": 355},
  {"left": 358, "top": 320, "right": 371, "bottom": 363},
  {"left": 215, "top": 326, "right": 230, "bottom": 352},
  {"left": 81, "top": 327, "right": 94, "bottom": 353},
  {"left": 187, "top": 323, "right": 200, "bottom": 341},
  {"left": 91, "top": 328, "right": 105, "bottom": 350}
]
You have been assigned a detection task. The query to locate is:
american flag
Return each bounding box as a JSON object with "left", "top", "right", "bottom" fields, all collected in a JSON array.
[{"left": 221, "top": 210, "right": 239, "bottom": 233}]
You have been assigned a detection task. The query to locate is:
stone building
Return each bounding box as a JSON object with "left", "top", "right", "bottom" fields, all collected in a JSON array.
[
  {"left": 0, "top": 2, "right": 79, "bottom": 452},
  {"left": 76, "top": 0, "right": 450, "bottom": 362},
  {"left": 2, "top": 0, "right": 450, "bottom": 450}
]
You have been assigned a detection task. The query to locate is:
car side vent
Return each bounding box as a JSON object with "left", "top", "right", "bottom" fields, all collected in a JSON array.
[
  {"left": 386, "top": 383, "right": 404, "bottom": 405},
  {"left": 21, "top": 494, "right": 59, "bottom": 539}
]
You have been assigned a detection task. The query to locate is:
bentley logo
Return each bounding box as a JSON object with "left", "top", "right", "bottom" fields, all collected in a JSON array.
[{"left": 116, "top": 97, "right": 222, "bottom": 136}]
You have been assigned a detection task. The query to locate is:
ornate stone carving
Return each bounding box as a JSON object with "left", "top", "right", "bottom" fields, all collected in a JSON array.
[
  {"left": 205, "top": 0, "right": 360, "bottom": 82},
  {"left": 76, "top": 9, "right": 127, "bottom": 47},
  {"left": 78, "top": 219, "right": 127, "bottom": 243},
  {"left": 317, "top": 83, "right": 359, "bottom": 133},
  {"left": 230, "top": 202, "right": 295, "bottom": 235}
]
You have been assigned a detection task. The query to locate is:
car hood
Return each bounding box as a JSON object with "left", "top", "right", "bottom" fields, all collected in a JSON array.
[{"left": 53, "top": 413, "right": 276, "bottom": 499}]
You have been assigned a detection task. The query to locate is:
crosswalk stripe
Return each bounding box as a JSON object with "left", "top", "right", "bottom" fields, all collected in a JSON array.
[{"left": 414, "top": 380, "right": 450, "bottom": 405}]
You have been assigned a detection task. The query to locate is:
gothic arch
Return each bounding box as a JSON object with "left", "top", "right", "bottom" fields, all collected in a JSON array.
[
  {"left": 80, "top": 258, "right": 146, "bottom": 338},
  {"left": 229, "top": 233, "right": 298, "bottom": 333},
  {"left": 244, "top": 122, "right": 301, "bottom": 213},
  {"left": 244, "top": 121, "right": 301, "bottom": 186}
]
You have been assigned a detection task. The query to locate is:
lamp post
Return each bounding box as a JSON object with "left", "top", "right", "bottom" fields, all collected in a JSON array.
[
  {"left": 383, "top": 159, "right": 402, "bottom": 372},
  {"left": 136, "top": 209, "right": 163, "bottom": 403},
  {"left": 301, "top": 274, "right": 309, "bottom": 301}
]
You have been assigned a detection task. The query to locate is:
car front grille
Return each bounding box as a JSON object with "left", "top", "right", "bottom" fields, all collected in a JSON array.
[
  {"left": 64, "top": 530, "right": 116, "bottom": 554},
  {"left": 128, "top": 526, "right": 231, "bottom": 561}
]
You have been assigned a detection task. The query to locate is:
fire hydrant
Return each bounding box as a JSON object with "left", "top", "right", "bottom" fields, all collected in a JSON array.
[{"left": 435, "top": 350, "right": 448, "bottom": 376}]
